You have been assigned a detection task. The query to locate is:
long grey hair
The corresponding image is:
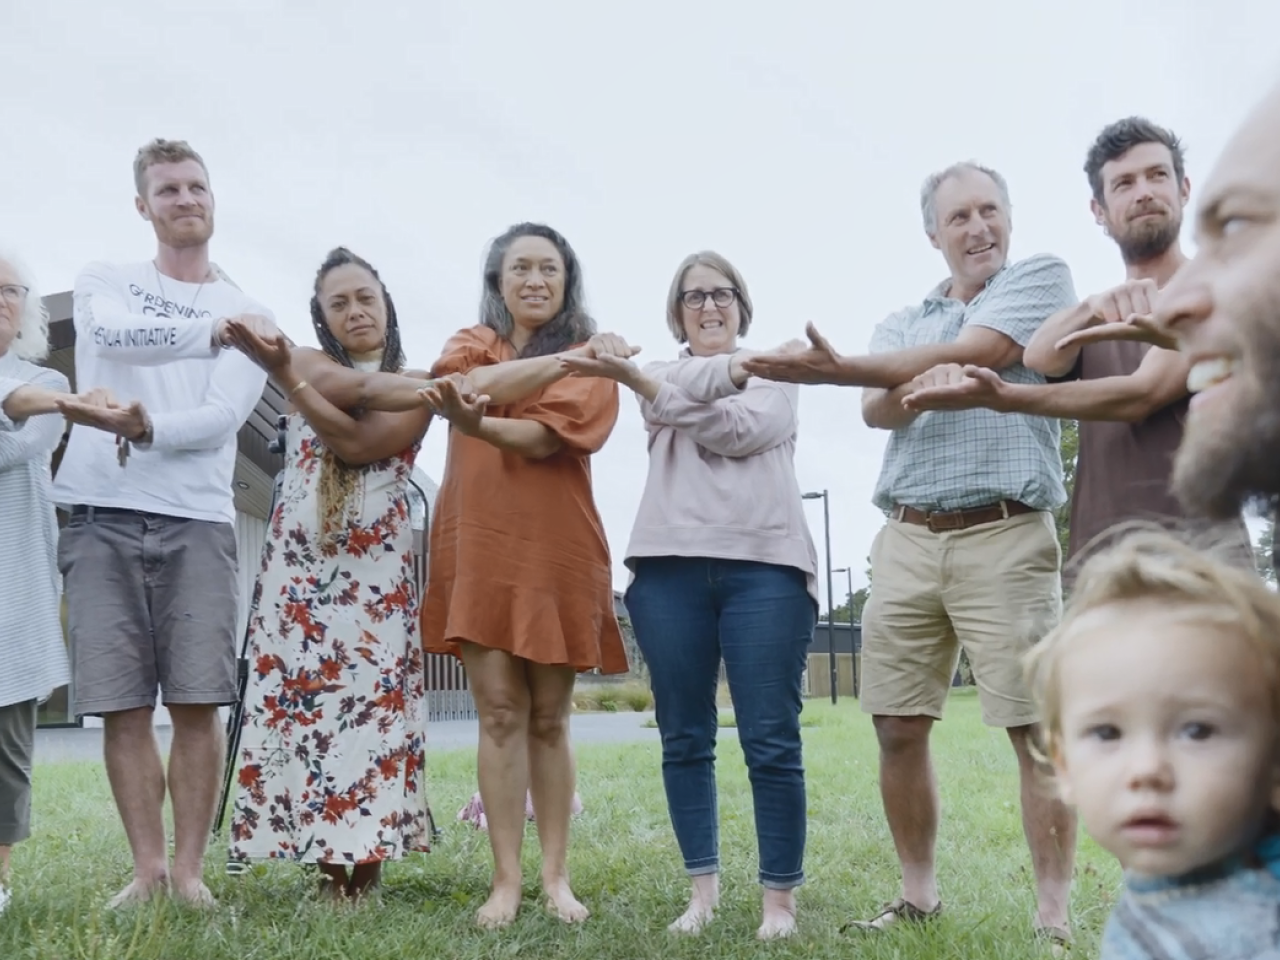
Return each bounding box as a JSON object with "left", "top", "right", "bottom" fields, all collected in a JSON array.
[{"left": 479, "top": 222, "right": 596, "bottom": 358}]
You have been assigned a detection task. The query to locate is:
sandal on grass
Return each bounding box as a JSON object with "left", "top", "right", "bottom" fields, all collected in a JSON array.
[
  {"left": 840, "top": 897, "right": 943, "bottom": 933},
  {"left": 1035, "top": 924, "right": 1072, "bottom": 956}
]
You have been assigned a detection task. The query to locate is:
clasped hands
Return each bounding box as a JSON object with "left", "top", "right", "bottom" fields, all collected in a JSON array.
[
  {"left": 557, "top": 332, "right": 645, "bottom": 387},
  {"left": 898, "top": 363, "right": 1010, "bottom": 413},
  {"left": 1052, "top": 278, "right": 1178, "bottom": 352},
  {"left": 56, "top": 387, "right": 152, "bottom": 444},
  {"left": 218, "top": 314, "right": 292, "bottom": 370},
  {"left": 421, "top": 333, "right": 648, "bottom": 434},
  {"left": 558, "top": 332, "right": 811, "bottom": 391},
  {"left": 53, "top": 314, "right": 283, "bottom": 448}
]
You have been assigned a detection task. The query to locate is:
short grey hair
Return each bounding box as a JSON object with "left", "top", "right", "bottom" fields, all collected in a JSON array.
[
  {"left": 920, "top": 161, "right": 1012, "bottom": 234},
  {"left": 0, "top": 249, "right": 50, "bottom": 361}
]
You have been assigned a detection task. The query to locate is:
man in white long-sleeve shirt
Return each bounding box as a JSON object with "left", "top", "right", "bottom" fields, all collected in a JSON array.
[{"left": 51, "top": 138, "right": 271, "bottom": 908}]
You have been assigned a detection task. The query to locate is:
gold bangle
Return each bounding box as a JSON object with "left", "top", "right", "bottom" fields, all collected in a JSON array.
[{"left": 289, "top": 380, "right": 309, "bottom": 398}]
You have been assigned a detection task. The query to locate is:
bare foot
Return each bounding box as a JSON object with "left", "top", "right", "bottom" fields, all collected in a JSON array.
[
  {"left": 543, "top": 877, "right": 589, "bottom": 924},
  {"left": 347, "top": 862, "right": 383, "bottom": 903},
  {"left": 106, "top": 877, "right": 168, "bottom": 909},
  {"left": 757, "top": 888, "right": 797, "bottom": 941},
  {"left": 669, "top": 900, "right": 716, "bottom": 935},
  {"left": 171, "top": 879, "right": 216, "bottom": 909},
  {"left": 475, "top": 883, "right": 523, "bottom": 929},
  {"left": 318, "top": 876, "right": 348, "bottom": 904},
  {"left": 669, "top": 875, "right": 719, "bottom": 935}
]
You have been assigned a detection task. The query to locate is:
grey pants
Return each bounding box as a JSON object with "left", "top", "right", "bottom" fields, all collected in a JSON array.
[{"left": 0, "top": 699, "right": 36, "bottom": 846}]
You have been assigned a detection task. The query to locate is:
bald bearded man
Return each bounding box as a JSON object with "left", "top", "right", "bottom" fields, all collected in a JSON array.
[{"left": 1154, "top": 79, "right": 1280, "bottom": 574}]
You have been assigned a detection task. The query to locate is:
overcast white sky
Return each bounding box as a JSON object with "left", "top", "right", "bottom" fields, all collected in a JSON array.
[{"left": 4, "top": 2, "right": 1277, "bottom": 602}]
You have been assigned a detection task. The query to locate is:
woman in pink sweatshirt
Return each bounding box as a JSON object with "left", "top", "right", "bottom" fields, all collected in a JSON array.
[{"left": 562, "top": 251, "right": 820, "bottom": 940}]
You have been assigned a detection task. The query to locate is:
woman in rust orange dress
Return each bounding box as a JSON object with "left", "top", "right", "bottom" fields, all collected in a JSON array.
[{"left": 418, "top": 222, "right": 631, "bottom": 929}]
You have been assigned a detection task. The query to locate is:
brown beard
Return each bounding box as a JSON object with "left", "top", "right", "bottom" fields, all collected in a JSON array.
[
  {"left": 1171, "top": 287, "right": 1280, "bottom": 519},
  {"left": 1115, "top": 213, "right": 1181, "bottom": 266}
]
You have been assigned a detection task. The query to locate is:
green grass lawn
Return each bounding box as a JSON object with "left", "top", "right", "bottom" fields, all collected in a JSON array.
[{"left": 2, "top": 692, "right": 1121, "bottom": 959}]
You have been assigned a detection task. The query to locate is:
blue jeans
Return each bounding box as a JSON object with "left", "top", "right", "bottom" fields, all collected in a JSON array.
[{"left": 625, "top": 557, "right": 816, "bottom": 889}]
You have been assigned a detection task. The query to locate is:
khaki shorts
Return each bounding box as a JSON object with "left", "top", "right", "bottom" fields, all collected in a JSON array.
[
  {"left": 57, "top": 507, "right": 239, "bottom": 718},
  {"left": 860, "top": 509, "right": 1062, "bottom": 727}
]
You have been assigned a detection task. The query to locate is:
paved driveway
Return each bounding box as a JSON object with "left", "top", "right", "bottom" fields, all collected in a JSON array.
[{"left": 34, "top": 710, "right": 661, "bottom": 765}]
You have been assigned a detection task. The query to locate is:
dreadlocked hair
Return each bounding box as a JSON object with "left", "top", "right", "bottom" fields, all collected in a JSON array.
[{"left": 308, "top": 246, "right": 407, "bottom": 542}]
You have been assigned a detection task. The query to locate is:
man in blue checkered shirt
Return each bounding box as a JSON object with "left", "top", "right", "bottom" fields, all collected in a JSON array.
[{"left": 745, "top": 161, "right": 1078, "bottom": 949}]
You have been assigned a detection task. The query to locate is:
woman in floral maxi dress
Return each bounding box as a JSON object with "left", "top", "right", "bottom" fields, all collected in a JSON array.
[{"left": 227, "top": 248, "right": 437, "bottom": 900}]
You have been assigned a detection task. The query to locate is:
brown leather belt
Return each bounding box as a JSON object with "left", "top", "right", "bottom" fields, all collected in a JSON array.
[{"left": 892, "top": 499, "right": 1036, "bottom": 533}]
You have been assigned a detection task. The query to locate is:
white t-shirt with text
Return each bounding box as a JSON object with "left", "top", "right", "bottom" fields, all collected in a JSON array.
[{"left": 50, "top": 260, "right": 271, "bottom": 524}]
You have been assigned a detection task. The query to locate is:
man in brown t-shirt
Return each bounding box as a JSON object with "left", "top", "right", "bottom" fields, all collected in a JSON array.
[{"left": 899, "top": 117, "right": 1252, "bottom": 574}]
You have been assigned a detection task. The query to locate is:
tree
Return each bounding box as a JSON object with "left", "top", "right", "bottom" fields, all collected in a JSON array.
[
  {"left": 1053, "top": 419, "right": 1079, "bottom": 559},
  {"left": 1255, "top": 513, "right": 1277, "bottom": 584},
  {"left": 830, "top": 560, "right": 872, "bottom": 624}
]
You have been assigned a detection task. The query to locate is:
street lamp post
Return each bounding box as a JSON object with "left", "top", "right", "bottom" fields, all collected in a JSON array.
[
  {"left": 833, "top": 565, "right": 856, "bottom": 697},
  {"left": 802, "top": 490, "right": 837, "bottom": 704}
]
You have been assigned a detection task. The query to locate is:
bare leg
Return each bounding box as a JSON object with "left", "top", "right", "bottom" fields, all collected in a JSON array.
[
  {"left": 758, "top": 887, "right": 797, "bottom": 940},
  {"left": 874, "top": 715, "right": 941, "bottom": 913},
  {"left": 1008, "top": 725, "right": 1075, "bottom": 934},
  {"left": 317, "top": 863, "right": 350, "bottom": 902},
  {"left": 347, "top": 861, "right": 383, "bottom": 900},
  {"left": 526, "top": 662, "right": 587, "bottom": 923},
  {"left": 102, "top": 707, "right": 169, "bottom": 907},
  {"left": 460, "top": 643, "right": 532, "bottom": 929},
  {"left": 166, "top": 704, "right": 225, "bottom": 906},
  {"left": 670, "top": 873, "right": 719, "bottom": 934}
]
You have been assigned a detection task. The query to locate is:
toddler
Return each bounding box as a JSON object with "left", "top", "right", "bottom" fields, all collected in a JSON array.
[{"left": 1026, "top": 529, "right": 1280, "bottom": 959}]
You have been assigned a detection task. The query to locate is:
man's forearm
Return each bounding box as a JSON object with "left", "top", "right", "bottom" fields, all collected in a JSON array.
[
  {"left": 862, "top": 384, "right": 920, "bottom": 430},
  {"left": 1023, "top": 301, "right": 1094, "bottom": 376},
  {"left": 473, "top": 416, "right": 562, "bottom": 458},
  {"left": 999, "top": 378, "right": 1158, "bottom": 423},
  {"left": 77, "top": 303, "right": 222, "bottom": 366},
  {"left": 843, "top": 340, "right": 1015, "bottom": 389}
]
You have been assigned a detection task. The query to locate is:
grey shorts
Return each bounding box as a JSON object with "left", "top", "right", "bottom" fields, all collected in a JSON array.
[
  {"left": 0, "top": 699, "right": 36, "bottom": 846},
  {"left": 57, "top": 507, "right": 240, "bottom": 718}
]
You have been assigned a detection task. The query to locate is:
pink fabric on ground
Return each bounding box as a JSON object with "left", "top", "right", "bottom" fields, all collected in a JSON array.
[{"left": 457, "top": 790, "right": 584, "bottom": 830}]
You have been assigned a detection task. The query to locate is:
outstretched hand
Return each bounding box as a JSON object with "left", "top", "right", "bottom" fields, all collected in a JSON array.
[
  {"left": 56, "top": 396, "right": 150, "bottom": 439},
  {"left": 1054, "top": 314, "right": 1178, "bottom": 352},
  {"left": 222, "top": 316, "right": 293, "bottom": 371},
  {"left": 901, "top": 364, "right": 1011, "bottom": 412},
  {"left": 418, "top": 375, "right": 489, "bottom": 435},
  {"left": 76, "top": 387, "right": 120, "bottom": 409},
  {"left": 739, "top": 322, "right": 845, "bottom": 384}
]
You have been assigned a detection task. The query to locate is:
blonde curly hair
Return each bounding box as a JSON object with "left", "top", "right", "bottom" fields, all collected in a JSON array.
[{"left": 1026, "top": 524, "right": 1280, "bottom": 764}]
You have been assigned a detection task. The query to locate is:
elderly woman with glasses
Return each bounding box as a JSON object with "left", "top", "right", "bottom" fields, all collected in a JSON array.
[
  {"left": 0, "top": 254, "right": 79, "bottom": 912},
  {"left": 563, "top": 251, "right": 819, "bottom": 940}
]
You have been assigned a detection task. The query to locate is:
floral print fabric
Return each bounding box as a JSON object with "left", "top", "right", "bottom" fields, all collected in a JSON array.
[{"left": 229, "top": 414, "right": 432, "bottom": 864}]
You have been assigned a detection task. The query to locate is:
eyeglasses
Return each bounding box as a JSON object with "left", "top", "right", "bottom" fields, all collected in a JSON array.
[
  {"left": 680, "top": 287, "right": 738, "bottom": 310},
  {"left": 0, "top": 284, "right": 29, "bottom": 304}
]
